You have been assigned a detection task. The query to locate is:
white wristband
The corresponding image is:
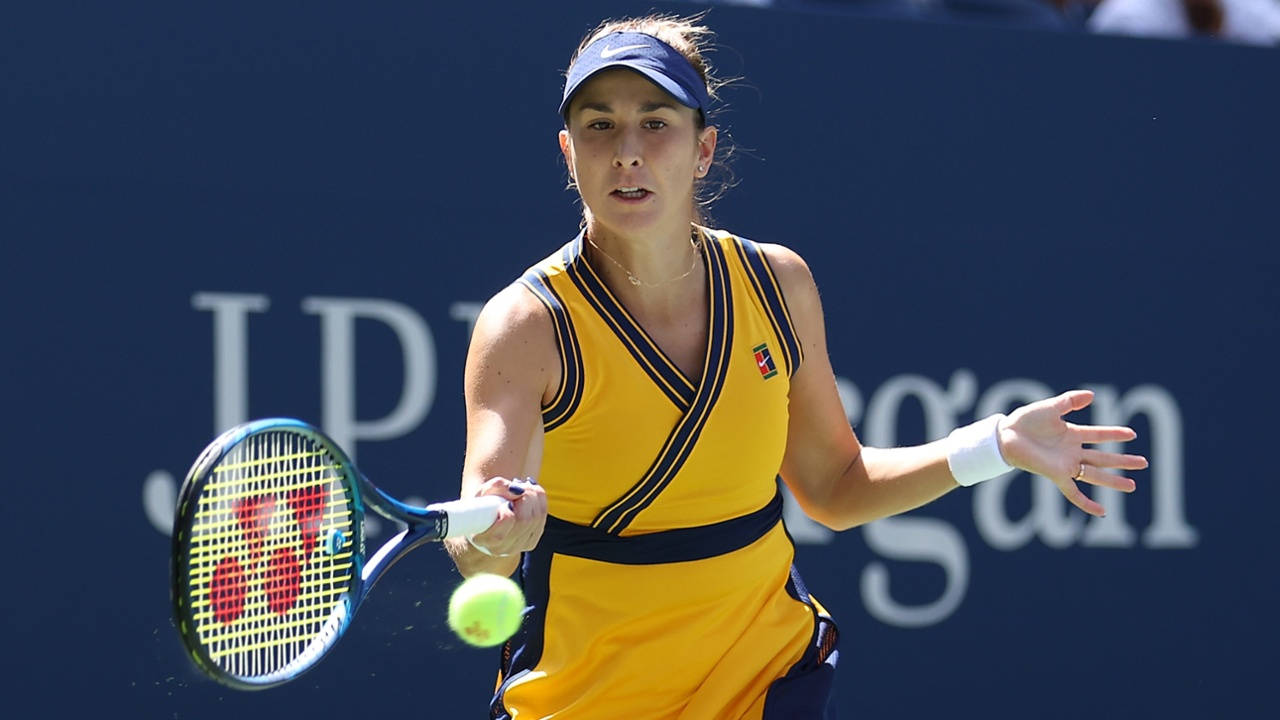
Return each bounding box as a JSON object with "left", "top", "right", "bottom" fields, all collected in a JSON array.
[{"left": 946, "top": 414, "right": 1014, "bottom": 487}]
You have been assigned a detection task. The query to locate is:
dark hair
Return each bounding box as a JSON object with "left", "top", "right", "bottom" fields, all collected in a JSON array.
[
  {"left": 564, "top": 13, "right": 737, "bottom": 225},
  {"left": 1182, "top": 0, "right": 1224, "bottom": 34}
]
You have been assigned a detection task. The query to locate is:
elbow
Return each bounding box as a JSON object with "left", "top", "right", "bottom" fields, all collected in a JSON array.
[
  {"left": 787, "top": 486, "right": 870, "bottom": 533},
  {"left": 807, "top": 507, "right": 871, "bottom": 533},
  {"left": 784, "top": 449, "right": 870, "bottom": 531},
  {"left": 830, "top": 515, "right": 869, "bottom": 532}
]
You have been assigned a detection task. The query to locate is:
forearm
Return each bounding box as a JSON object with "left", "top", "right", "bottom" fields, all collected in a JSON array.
[
  {"left": 794, "top": 441, "right": 959, "bottom": 531},
  {"left": 448, "top": 285, "right": 553, "bottom": 579},
  {"left": 801, "top": 414, "right": 1016, "bottom": 529},
  {"left": 853, "top": 443, "right": 959, "bottom": 521}
]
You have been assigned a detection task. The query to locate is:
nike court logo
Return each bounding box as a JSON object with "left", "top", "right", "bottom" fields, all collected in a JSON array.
[{"left": 600, "top": 44, "right": 648, "bottom": 58}]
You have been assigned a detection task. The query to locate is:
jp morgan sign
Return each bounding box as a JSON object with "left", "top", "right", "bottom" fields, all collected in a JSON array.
[
  {"left": 793, "top": 371, "right": 1196, "bottom": 628},
  {"left": 144, "top": 292, "right": 1195, "bottom": 629}
]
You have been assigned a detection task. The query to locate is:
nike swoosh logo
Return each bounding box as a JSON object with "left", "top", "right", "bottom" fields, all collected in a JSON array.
[
  {"left": 600, "top": 44, "right": 647, "bottom": 59},
  {"left": 758, "top": 357, "right": 769, "bottom": 368}
]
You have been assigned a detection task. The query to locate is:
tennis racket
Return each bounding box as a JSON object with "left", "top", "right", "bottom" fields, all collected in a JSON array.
[{"left": 170, "top": 417, "right": 505, "bottom": 690}]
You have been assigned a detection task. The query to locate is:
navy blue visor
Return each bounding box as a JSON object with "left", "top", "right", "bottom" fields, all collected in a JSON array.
[{"left": 559, "top": 32, "right": 710, "bottom": 119}]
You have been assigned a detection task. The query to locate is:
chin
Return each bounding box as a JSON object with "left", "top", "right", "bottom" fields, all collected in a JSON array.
[
  {"left": 591, "top": 211, "right": 661, "bottom": 238},
  {"left": 592, "top": 204, "right": 688, "bottom": 238}
]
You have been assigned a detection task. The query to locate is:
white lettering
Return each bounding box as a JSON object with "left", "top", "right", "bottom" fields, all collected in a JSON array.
[
  {"left": 858, "top": 371, "right": 974, "bottom": 627},
  {"left": 143, "top": 469, "right": 177, "bottom": 536},
  {"left": 192, "top": 292, "right": 269, "bottom": 431},
  {"left": 301, "top": 297, "right": 437, "bottom": 464},
  {"left": 1083, "top": 384, "right": 1197, "bottom": 548},
  {"left": 861, "top": 518, "right": 969, "bottom": 627},
  {"left": 155, "top": 291, "right": 1199, "bottom": 634},
  {"left": 449, "top": 301, "right": 485, "bottom": 340}
]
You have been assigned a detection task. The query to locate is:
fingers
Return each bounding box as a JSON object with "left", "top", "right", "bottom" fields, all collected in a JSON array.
[
  {"left": 477, "top": 476, "right": 533, "bottom": 502},
  {"left": 1017, "top": 390, "right": 1145, "bottom": 517},
  {"left": 471, "top": 477, "right": 547, "bottom": 555},
  {"left": 1081, "top": 448, "right": 1148, "bottom": 472},
  {"left": 1074, "top": 464, "right": 1138, "bottom": 493},
  {"left": 1053, "top": 458, "right": 1138, "bottom": 517},
  {"left": 1054, "top": 477, "right": 1106, "bottom": 517},
  {"left": 1068, "top": 423, "right": 1138, "bottom": 444},
  {"left": 1057, "top": 445, "right": 1142, "bottom": 497},
  {"left": 1053, "top": 389, "right": 1095, "bottom": 416}
]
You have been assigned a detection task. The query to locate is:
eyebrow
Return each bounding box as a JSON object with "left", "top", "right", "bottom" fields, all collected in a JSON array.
[{"left": 575, "top": 100, "right": 680, "bottom": 114}]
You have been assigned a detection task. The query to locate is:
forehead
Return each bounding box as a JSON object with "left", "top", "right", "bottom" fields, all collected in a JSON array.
[{"left": 567, "top": 68, "right": 683, "bottom": 112}]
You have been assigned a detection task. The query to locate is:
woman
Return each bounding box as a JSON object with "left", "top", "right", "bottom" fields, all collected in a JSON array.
[{"left": 444, "top": 15, "right": 1146, "bottom": 719}]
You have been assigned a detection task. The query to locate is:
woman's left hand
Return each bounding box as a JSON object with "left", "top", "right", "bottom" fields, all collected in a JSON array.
[{"left": 997, "top": 390, "right": 1148, "bottom": 516}]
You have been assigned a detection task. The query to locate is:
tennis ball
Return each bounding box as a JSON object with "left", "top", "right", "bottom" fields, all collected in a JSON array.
[{"left": 448, "top": 573, "right": 524, "bottom": 648}]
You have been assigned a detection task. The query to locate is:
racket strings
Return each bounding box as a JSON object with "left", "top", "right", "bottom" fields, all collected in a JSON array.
[{"left": 185, "top": 430, "right": 356, "bottom": 677}]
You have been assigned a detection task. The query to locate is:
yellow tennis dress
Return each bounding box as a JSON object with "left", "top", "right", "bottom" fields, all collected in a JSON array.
[{"left": 492, "top": 228, "right": 838, "bottom": 719}]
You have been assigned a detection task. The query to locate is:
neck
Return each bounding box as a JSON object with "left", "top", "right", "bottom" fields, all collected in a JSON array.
[{"left": 584, "top": 220, "right": 704, "bottom": 292}]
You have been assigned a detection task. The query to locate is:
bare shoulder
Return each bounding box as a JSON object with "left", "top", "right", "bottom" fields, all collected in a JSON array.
[
  {"left": 756, "top": 242, "right": 812, "bottom": 279},
  {"left": 755, "top": 242, "right": 821, "bottom": 314},
  {"left": 471, "top": 281, "right": 554, "bottom": 347},
  {"left": 466, "top": 281, "right": 559, "bottom": 402}
]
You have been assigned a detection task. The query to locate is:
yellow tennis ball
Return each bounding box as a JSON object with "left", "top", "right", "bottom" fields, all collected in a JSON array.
[{"left": 448, "top": 573, "right": 524, "bottom": 648}]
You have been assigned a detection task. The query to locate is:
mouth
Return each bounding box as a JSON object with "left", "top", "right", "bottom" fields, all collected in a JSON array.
[{"left": 611, "top": 186, "right": 651, "bottom": 200}]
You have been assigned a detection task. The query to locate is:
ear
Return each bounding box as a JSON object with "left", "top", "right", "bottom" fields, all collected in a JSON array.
[
  {"left": 559, "top": 129, "right": 574, "bottom": 181},
  {"left": 695, "top": 126, "right": 717, "bottom": 178}
]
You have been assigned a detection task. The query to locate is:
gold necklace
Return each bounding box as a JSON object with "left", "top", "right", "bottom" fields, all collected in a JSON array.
[{"left": 587, "top": 231, "right": 702, "bottom": 288}]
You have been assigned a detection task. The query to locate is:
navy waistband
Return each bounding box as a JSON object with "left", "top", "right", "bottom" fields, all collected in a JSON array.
[{"left": 538, "top": 491, "right": 784, "bottom": 565}]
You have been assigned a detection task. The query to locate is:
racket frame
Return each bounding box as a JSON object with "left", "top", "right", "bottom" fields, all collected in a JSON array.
[{"left": 171, "top": 418, "right": 502, "bottom": 690}]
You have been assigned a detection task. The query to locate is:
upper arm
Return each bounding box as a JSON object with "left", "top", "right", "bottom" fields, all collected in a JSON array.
[
  {"left": 762, "top": 244, "right": 865, "bottom": 526},
  {"left": 461, "top": 282, "right": 559, "bottom": 495}
]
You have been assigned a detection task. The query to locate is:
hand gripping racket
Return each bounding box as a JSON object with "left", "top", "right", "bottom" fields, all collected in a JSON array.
[{"left": 170, "top": 418, "right": 505, "bottom": 690}]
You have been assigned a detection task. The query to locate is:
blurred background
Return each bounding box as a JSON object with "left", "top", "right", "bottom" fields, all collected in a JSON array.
[{"left": 4, "top": 0, "right": 1277, "bottom": 717}]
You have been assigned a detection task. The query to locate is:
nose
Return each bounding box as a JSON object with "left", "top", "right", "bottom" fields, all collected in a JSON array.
[{"left": 613, "top": 128, "right": 643, "bottom": 168}]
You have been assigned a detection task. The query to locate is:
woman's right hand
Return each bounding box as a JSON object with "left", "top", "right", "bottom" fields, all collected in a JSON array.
[{"left": 465, "top": 476, "right": 548, "bottom": 559}]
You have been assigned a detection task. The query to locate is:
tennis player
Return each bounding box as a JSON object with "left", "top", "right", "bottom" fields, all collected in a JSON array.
[{"left": 444, "top": 14, "right": 1147, "bottom": 719}]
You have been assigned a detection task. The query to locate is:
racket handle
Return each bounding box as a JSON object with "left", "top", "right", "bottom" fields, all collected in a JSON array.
[{"left": 430, "top": 495, "right": 509, "bottom": 539}]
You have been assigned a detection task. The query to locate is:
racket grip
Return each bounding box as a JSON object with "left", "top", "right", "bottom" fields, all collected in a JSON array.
[{"left": 431, "top": 495, "right": 508, "bottom": 539}]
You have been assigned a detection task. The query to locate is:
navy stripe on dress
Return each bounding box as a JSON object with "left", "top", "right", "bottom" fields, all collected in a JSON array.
[
  {"left": 762, "top": 562, "right": 840, "bottom": 719},
  {"left": 490, "top": 494, "right": 787, "bottom": 718},
  {"left": 518, "top": 267, "right": 584, "bottom": 432},
  {"left": 597, "top": 237, "right": 736, "bottom": 534},
  {"left": 589, "top": 238, "right": 734, "bottom": 535},
  {"left": 564, "top": 232, "right": 697, "bottom": 410},
  {"left": 490, "top": 547, "right": 552, "bottom": 720},
  {"left": 548, "top": 491, "right": 782, "bottom": 564},
  {"left": 732, "top": 236, "right": 804, "bottom": 378}
]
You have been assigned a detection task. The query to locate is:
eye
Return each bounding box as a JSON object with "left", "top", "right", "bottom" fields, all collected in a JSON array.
[
  {"left": 586, "top": 119, "right": 614, "bottom": 131},
  {"left": 642, "top": 119, "right": 667, "bottom": 130}
]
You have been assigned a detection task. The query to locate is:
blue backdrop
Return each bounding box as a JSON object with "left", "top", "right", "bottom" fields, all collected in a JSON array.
[{"left": 5, "top": 1, "right": 1277, "bottom": 717}]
